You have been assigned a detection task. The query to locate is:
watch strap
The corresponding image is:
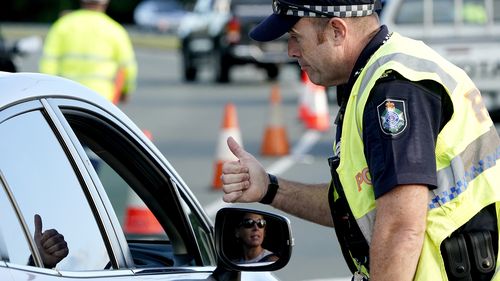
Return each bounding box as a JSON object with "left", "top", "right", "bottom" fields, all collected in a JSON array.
[{"left": 260, "top": 173, "right": 279, "bottom": 204}]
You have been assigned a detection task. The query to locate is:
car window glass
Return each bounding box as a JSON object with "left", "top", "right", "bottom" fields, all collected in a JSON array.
[
  {"left": 0, "top": 181, "right": 32, "bottom": 265},
  {"left": 495, "top": 0, "right": 500, "bottom": 22},
  {"left": 433, "top": 0, "right": 454, "bottom": 23},
  {"left": 179, "top": 194, "right": 216, "bottom": 265},
  {"left": 85, "top": 149, "right": 168, "bottom": 241},
  {"left": 396, "top": 0, "right": 423, "bottom": 24},
  {"left": 63, "top": 109, "right": 201, "bottom": 268},
  {"left": 194, "top": 0, "right": 213, "bottom": 13},
  {"left": 0, "top": 110, "right": 110, "bottom": 271}
]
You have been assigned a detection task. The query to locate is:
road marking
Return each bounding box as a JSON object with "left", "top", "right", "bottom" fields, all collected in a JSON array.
[{"left": 204, "top": 130, "right": 322, "bottom": 218}]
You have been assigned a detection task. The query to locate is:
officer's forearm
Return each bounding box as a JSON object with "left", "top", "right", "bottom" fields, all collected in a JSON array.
[
  {"left": 271, "top": 178, "right": 333, "bottom": 227},
  {"left": 369, "top": 184, "right": 427, "bottom": 281}
]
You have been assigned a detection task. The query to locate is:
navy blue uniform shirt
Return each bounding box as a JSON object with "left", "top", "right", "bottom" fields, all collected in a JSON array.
[{"left": 335, "top": 26, "right": 452, "bottom": 199}]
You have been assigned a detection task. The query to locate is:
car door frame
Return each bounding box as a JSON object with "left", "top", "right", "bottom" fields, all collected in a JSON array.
[{"left": 43, "top": 97, "right": 217, "bottom": 272}]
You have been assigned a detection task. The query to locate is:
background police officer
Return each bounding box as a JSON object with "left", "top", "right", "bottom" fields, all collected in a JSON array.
[
  {"left": 39, "top": 0, "right": 137, "bottom": 104},
  {"left": 220, "top": 0, "right": 500, "bottom": 280}
]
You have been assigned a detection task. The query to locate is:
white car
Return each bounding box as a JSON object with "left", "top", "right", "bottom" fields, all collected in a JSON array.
[
  {"left": 0, "top": 72, "right": 293, "bottom": 281},
  {"left": 134, "top": 0, "right": 189, "bottom": 33}
]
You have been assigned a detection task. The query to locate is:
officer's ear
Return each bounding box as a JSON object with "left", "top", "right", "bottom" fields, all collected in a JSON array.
[{"left": 328, "top": 17, "right": 348, "bottom": 44}]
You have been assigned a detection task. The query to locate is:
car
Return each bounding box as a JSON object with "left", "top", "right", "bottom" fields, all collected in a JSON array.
[
  {"left": 0, "top": 72, "right": 293, "bottom": 281},
  {"left": 177, "top": 0, "right": 296, "bottom": 83},
  {"left": 380, "top": 0, "right": 500, "bottom": 120},
  {"left": 134, "top": 0, "right": 189, "bottom": 33}
]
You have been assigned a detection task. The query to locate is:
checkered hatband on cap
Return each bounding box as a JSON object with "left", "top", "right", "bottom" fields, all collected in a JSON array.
[{"left": 285, "top": 3, "right": 375, "bottom": 17}]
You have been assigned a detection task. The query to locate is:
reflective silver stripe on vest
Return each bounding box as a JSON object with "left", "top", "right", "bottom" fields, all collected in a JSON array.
[
  {"left": 355, "top": 52, "right": 457, "bottom": 137},
  {"left": 429, "top": 126, "right": 500, "bottom": 209},
  {"left": 357, "top": 209, "right": 376, "bottom": 245}
]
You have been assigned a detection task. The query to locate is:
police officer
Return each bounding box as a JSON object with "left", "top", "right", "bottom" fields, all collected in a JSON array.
[
  {"left": 220, "top": 0, "right": 500, "bottom": 280},
  {"left": 39, "top": 0, "right": 137, "bottom": 104}
]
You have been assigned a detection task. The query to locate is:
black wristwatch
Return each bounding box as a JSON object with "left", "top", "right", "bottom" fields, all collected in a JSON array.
[{"left": 260, "top": 173, "right": 279, "bottom": 204}]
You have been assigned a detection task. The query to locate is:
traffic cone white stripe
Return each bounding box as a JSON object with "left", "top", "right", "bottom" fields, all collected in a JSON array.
[
  {"left": 215, "top": 128, "right": 242, "bottom": 161},
  {"left": 212, "top": 103, "right": 243, "bottom": 189}
]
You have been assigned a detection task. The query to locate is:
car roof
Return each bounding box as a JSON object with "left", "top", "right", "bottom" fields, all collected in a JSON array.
[
  {"left": 0, "top": 72, "right": 107, "bottom": 107},
  {"left": 0, "top": 72, "right": 136, "bottom": 124}
]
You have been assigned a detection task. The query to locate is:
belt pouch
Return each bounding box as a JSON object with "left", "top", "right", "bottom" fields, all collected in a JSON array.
[
  {"left": 441, "top": 234, "right": 473, "bottom": 281},
  {"left": 464, "top": 231, "right": 496, "bottom": 280}
]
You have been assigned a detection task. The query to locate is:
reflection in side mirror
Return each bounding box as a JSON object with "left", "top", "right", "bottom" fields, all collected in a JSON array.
[{"left": 215, "top": 207, "right": 293, "bottom": 272}]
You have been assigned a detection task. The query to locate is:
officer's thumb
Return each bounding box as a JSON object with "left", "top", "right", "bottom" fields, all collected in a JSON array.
[
  {"left": 227, "top": 136, "right": 246, "bottom": 159},
  {"left": 34, "top": 214, "right": 43, "bottom": 238}
]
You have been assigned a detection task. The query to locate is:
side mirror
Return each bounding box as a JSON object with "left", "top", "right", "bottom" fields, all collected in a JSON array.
[{"left": 214, "top": 207, "right": 293, "bottom": 272}]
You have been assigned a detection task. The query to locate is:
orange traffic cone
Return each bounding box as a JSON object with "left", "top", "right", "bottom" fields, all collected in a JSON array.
[
  {"left": 212, "top": 103, "right": 243, "bottom": 189},
  {"left": 301, "top": 71, "right": 330, "bottom": 131},
  {"left": 142, "top": 129, "right": 153, "bottom": 141},
  {"left": 261, "top": 83, "right": 290, "bottom": 156},
  {"left": 123, "top": 190, "right": 164, "bottom": 237},
  {"left": 113, "top": 67, "right": 126, "bottom": 105}
]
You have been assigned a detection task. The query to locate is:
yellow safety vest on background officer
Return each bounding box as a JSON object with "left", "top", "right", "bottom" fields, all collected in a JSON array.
[
  {"left": 39, "top": 8, "right": 137, "bottom": 103},
  {"left": 333, "top": 32, "right": 500, "bottom": 280}
]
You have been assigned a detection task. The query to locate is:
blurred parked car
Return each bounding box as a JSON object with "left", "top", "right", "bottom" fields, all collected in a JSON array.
[
  {"left": 380, "top": 0, "right": 500, "bottom": 120},
  {"left": 177, "top": 0, "right": 296, "bottom": 83},
  {"left": 0, "top": 72, "right": 293, "bottom": 281},
  {"left": 0, "top": 28, "right": 41, "bottom": 72},
  {"left": 134, "top": 0, "right": 189, "bottom": 33}
]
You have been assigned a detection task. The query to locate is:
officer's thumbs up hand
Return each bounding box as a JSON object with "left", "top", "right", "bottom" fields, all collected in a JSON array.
[{"left": 222, "top": 136, "right": 268, "bottom": 203}]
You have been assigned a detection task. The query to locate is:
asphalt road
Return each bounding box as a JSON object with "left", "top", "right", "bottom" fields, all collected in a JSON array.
[{"left": 15, "top": 41, "right": 351, "bottom": 281}]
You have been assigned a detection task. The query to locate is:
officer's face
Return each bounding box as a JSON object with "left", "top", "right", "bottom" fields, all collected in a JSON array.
[{"left": 288, "top": 17, "right": 351, "bottom": 86}]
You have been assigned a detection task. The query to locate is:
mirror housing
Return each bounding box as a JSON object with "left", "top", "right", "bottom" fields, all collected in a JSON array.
[{"left": 214, "top": 207, "right": 293, "bottom": 272}]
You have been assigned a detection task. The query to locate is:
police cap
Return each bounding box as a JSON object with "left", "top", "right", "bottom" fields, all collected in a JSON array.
[{"left": 249, "top": 0, "right": 381, "bottom": 42}]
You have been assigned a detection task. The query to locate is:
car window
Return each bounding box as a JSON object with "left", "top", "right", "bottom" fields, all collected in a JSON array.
[
  {"left": 85, "top": 149, "right": 168, "bottom": 241},
  {"left": 178, "top": 189, "right": 216, "bottom": 265},
  {"left": 395, "top": 0, "right": 423, "bottom": 24},
  {"left": 433, "top": 0, "right": 455, "bottom": 24},
  {"left": 194, "top": 0, "right": 213, "bottom": 13},
  {"left": 495, "top": 0, "right": 500, "bottom": 22},
  {"left": 62, "top": 108, "right": 208, "bottom": 268},
  {"left": 0, "top": 110, "right": 110, "bottom": 271}
]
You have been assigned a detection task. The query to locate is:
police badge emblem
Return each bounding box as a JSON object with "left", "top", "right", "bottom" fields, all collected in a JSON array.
[{"left": 377, "top": 99, "right": 407, "bottom": 136}]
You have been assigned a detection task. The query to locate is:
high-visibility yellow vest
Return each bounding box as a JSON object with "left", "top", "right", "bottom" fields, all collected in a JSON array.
[
  {"left": 334, "top": 32, "right": 500, "bottom": 280},
  {"left": 39, "top": 9, "right": 137, "bottom": 103}
]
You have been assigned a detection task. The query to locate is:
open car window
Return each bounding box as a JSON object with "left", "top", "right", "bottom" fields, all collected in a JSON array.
[{"left": 60, "top": 106, "right": 205, "bottom": 268}]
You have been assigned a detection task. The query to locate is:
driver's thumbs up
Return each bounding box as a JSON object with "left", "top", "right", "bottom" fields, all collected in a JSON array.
[{"left": 34, "top": 214, "right": 43, "bottom": 241}]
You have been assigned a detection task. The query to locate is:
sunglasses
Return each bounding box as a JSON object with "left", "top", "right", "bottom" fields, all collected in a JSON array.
[
  {"left": 272, "top": 0, "right": 376, "bottom": 18},
  {"left": 239, "top": 218, "right": 267, "bottom": 229}
]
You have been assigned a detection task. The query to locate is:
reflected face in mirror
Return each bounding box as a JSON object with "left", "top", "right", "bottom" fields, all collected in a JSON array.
[
  {"left": 234, "top": 212, "right": 278, "bottom": 264},
  {"left": 216, "top": 207, "right": 293, "bottom": 271},
  {"left": 236, "top": 213, "right": 266, "bottom": 248}
]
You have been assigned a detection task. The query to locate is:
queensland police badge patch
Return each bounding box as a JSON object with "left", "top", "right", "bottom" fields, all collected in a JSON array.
[{"left": 377, "top": 99, "right": 407, "bottom": 136}]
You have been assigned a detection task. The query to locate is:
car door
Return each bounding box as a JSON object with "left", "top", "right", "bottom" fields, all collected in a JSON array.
[{"left": 47, "top": 97, "right": 218, "bottom": 278}]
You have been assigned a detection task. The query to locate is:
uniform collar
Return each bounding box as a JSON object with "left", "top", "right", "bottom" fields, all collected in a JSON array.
[{"left": 336, "top": 25, "right": 390, "bottom": 106}]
